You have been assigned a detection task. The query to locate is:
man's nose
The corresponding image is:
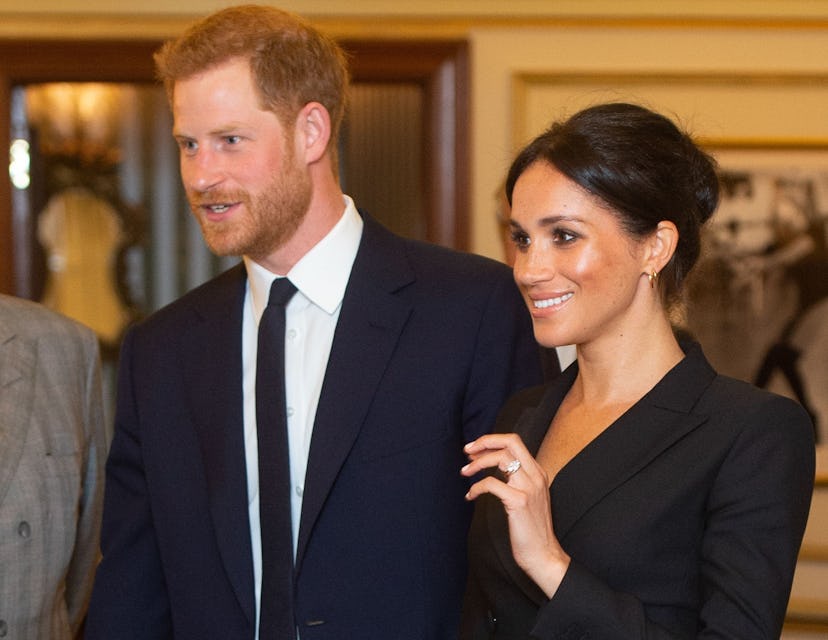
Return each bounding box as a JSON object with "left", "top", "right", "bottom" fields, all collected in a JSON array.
[{"left": 183, "top": 148, "right": 224, "bottom": 193}]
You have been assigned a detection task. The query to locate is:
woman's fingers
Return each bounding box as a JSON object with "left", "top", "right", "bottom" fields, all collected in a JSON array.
[
  {"left": 463, "top": 432, "right": 526, "bottom": 457},
  {"left": 462, "top": 433, "right": 569, "bottom": 598},
  {"left": 465, "top": 474, "right": 524, "bottom": 502},
  {"left": 462, "top": 433, "right": 548, "bottom": 498},
  {"left": 462, "top": 433, "right": 532, "bottom": 476},
  {"left": 461, "top": 449, "right": 517, "bottom": 478}
]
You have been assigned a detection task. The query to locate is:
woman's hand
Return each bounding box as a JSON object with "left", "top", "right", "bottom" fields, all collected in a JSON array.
[{"left": 462, "top": 433, "right": 570, "bottom": 598}]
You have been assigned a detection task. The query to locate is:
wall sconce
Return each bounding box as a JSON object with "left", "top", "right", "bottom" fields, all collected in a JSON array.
[{"left": 25, "top": 82, "right": 123, "bottom": 165}]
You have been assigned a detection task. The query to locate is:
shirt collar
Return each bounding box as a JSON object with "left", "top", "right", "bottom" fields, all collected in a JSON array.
[{"left": 245, "top": 195, "right": 363, "bottom": 321}]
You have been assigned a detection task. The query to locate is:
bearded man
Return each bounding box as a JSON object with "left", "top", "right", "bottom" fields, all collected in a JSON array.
[{"left": 85, "top": 6, "right": 542, "bottom": 640}]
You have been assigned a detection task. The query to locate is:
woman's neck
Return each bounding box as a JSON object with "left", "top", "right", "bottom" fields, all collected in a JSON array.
[{"left": 572, "top": 316, "right": 684, "bottom": 409}]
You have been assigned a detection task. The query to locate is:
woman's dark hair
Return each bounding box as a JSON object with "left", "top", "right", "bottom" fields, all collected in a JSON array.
[{"left": 505, "top": 102, "right": 719, "bottom": 306}]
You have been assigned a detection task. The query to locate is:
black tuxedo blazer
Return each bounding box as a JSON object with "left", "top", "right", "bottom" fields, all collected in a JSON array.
[
  {"left": 85, "top": 214, "right": 543, "bottom": 640},
  {"left": 463, "top": 342, "right": 814, "bottom": 639}
]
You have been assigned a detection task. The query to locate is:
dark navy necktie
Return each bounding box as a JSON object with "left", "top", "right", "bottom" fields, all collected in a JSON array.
[{"left": 256, "top": 278, "right": 297, "bottom": 640}]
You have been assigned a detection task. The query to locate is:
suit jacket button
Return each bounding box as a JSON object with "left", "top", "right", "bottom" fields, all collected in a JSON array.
[
  {"left": 17, "top": 521, "right": 31, "bottom": 538},
  {"left": 486, "top": 610, "right": 497, "bottom": 632}
]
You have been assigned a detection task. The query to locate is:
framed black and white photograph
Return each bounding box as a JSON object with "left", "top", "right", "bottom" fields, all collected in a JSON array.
[{"left": 684, "top": 148, "right": 828, "bottom": 463}]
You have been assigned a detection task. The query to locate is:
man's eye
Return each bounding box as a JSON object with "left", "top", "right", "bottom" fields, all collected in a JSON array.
[{"left": 177, "top": 139, "right": 198, "bottom": 153}]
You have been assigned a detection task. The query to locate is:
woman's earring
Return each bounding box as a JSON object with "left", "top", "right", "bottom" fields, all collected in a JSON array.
[{"left": 648, "top": 270, "right": 659, "bottom": 289}]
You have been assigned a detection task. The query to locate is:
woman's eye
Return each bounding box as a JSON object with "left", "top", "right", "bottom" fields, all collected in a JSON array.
[
  {"left": 552, "top": 228, "right": 577, "bottom": 244},
  {"left": 510, "top": 231, "right": 531, "bottom": 250}
]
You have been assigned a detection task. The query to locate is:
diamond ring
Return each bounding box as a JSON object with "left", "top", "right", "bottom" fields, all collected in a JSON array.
[{"left": 505, "top": 459, "right": 521, "bottom": 475}]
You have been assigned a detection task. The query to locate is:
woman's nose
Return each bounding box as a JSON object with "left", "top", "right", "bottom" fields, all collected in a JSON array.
[{"left": 514, "top": 245, "right": 553, "bottom": 286}]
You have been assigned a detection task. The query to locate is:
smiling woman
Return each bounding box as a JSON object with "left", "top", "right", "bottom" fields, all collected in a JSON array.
[
  {"left": 461, "top": 102, "right": 815, "bottom": 640},
  {"left": 508, "top": 161, "right": 660, "bottom": 351}
]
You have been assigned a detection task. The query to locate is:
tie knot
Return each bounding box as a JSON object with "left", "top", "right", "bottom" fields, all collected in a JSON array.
[{"left": 267, "top": 278, "right": 297, "bottom": 309}]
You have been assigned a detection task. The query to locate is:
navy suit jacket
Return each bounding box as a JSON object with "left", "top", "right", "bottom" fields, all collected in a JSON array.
[
  {"left": 463, "top": 342, "right": 814, "bottom": 639},
  {"left": 85, "top": 215, "right": 543, "bottom": 639}
]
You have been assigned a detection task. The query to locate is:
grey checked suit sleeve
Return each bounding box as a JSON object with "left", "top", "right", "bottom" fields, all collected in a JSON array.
[{"left": 64, "top": 326, "right": 107, "bottom": 635}]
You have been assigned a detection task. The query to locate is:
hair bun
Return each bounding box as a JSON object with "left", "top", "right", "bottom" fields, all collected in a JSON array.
[{"left": 689, "top": 142, "right": 719, "bottom": 226}]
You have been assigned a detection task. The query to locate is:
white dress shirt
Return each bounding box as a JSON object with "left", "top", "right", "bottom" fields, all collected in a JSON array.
[
  {"left": 556, "top": 344, "right": 578, "bottom": 370},
  {"left": 241, "top": 197, "right": 363, "bottom": 638}
]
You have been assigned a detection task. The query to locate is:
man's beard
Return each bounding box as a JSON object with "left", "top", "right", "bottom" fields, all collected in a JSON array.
[{"left": 189, "top": 161, "right": 312, "bottom": 260}]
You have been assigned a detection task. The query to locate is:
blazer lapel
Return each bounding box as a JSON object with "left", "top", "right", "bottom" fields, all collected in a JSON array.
[
  {"left": 485, "top": 343, "right": 718, "bottom": 605},
  {"left": 551, "top": 343, "right": 718, "bottom": 541},
  {"left": 485, "top": 369, "right": 575, "bottom": 605},
  {"left": 295, "top": 217, "right": 414, "bottom": 569},
  {"left": 182, "top": 265, "right": 256, "bottom": 624},
  {"left": 0, "top": 322, "right": 36, "bottom": 507}
]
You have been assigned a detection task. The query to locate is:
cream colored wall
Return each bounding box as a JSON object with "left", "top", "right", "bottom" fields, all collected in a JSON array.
[{"left": 2, "top": 0, "right": 828, "bottom": 18}]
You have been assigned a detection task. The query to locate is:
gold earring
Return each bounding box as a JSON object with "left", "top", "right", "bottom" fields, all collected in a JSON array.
[{"left": 649, "top": 270, "right": 659, "bottom": 289}]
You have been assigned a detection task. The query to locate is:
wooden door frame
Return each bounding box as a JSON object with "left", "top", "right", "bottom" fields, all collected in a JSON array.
[
  {"left": 0, "top": 38, "right": 469, "bottom": 295},
  {"left": 0, "top": 40, "right": 160, "bottom": 296},
  {"left": 341, "top": 40, "right": 470, "bottom": 251}
]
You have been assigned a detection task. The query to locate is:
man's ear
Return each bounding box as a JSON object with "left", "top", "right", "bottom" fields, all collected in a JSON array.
[
  {"left": 295, "top": 101, "right": 331, "bottom": 165},
  {"left": 645, "top": 220, "right": 679, "bottom": 274}
]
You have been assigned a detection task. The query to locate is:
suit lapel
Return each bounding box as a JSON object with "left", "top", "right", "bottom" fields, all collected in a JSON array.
[
  {"left": 552, "top": 343, "right": 718, "bottom": 541},
  {"left": 485, "top": 370, "right": 574, "bottom": 604},
  {"left": 486, "top": 343, "right": 718, "bottom": 605},
  {"left": 295, "top": 217, "right": 414, "bottom": 568},
  {"left": 182, "top": 265, "right": 256, "bottom": 624},
  {"left": 0, "top": 321, "right": 36, "bottom": 507}
]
